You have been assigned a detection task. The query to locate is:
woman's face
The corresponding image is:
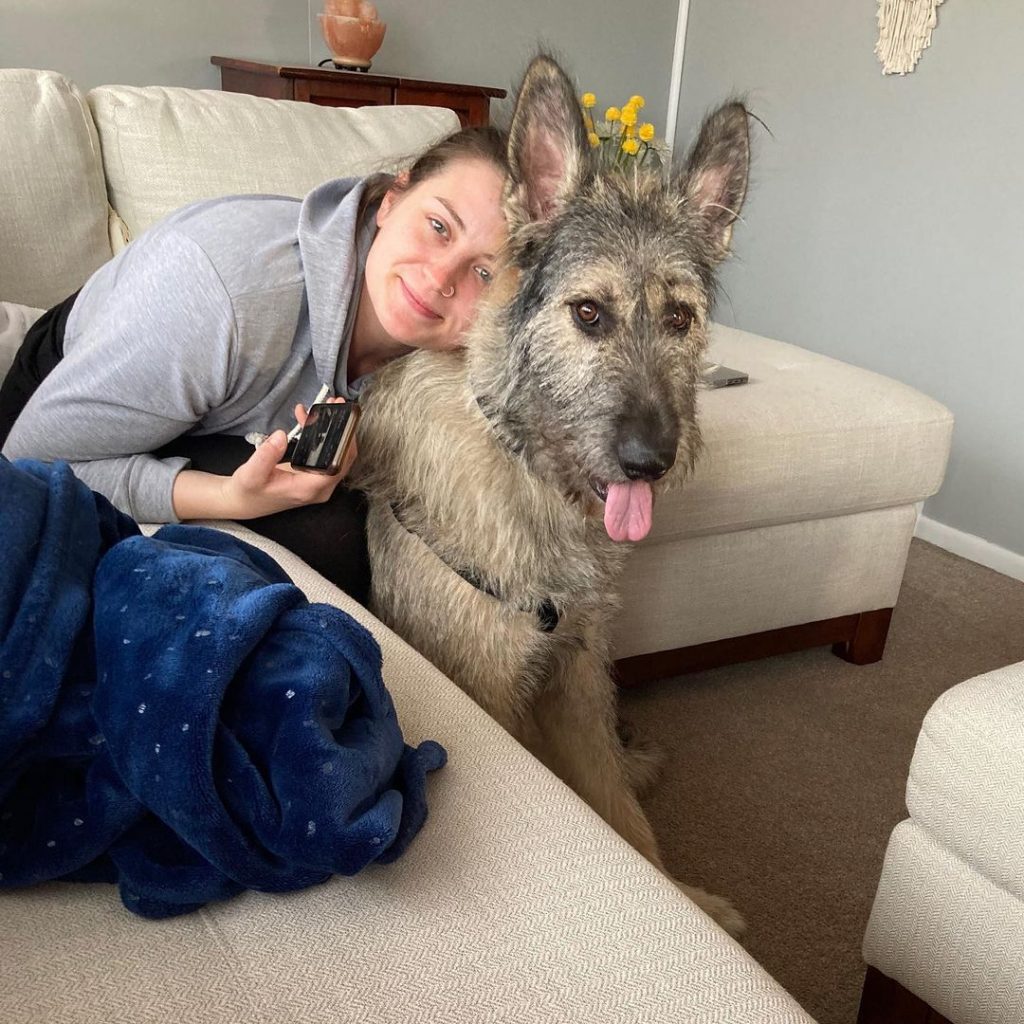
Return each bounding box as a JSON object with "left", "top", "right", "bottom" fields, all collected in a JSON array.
[{"left": 361, "top": 156, "right": 507, "bottom": 353}]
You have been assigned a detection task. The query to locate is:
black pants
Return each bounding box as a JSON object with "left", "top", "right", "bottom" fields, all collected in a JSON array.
[
  {"left": 0, "top": 293, "right": 371, "bottom": 606},
  {"left": 0, "top": 291, "right": 79, "bottom": 446}
]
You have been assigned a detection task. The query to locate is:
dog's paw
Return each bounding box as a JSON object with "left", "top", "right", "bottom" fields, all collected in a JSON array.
[{"left": 677, "top": 883, "right": 747, "bottom": 941}]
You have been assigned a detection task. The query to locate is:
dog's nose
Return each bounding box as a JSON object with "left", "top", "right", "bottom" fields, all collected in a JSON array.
[{"left": 615, "top": 413, "right": 678, "bottom": 481}]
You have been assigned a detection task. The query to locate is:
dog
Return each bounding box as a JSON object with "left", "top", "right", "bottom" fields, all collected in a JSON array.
[{"left": 355, "top": 55, "right": 750, "bottom": 937}]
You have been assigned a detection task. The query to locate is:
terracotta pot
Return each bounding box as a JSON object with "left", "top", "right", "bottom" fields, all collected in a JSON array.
[
  {"left": 318, "top": 11, "right": 386, "bottom": 70},
  {"left": 323, "top": 0, "right": 378, "bottom": 16}
]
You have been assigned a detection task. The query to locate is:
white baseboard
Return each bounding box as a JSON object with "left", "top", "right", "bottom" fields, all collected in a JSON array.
[{"left": 915, "top": 515, "right": 1024, "bottom": 583}]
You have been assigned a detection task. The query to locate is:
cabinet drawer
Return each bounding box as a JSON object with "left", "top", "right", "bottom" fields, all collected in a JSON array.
[
  {"left": 395, "top": 86, "right": 490, "bottom": 127},
  {"left": 295, "top": 79, "right": 393, "bottom": 107}
]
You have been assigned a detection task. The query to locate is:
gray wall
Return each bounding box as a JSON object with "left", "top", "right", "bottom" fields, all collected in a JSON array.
[
  {"left": 675, "top": 0, "right": 1024, "bottom": 557},
  {"left": 0, "top": 0, "right": 678, "bottom": 137},
  {"left": 0, "top": 0, "right": 311, "bottom": 89},
  {"left": 308, "top": 0, "right": 679, "bottom": 135}
]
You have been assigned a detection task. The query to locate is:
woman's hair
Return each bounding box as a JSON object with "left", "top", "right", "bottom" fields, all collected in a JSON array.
[{"left": 359, "top": 124, "right": 509, "bottom": 223}]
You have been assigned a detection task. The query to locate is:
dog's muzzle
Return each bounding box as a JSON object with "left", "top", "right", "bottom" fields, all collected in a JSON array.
[
  {"left": 614, "top": 406, "right": 678, "bottom": 481},
  {"left": 592, "top": 407, "right": 680, "bottom": 544}
]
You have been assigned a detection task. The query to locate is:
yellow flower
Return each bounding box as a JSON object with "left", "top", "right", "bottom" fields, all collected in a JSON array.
[
  {"left": 581, "top": 92, "right": 596, "bottom": 109},
  {"left": 621, "top": 138, "right": 640, "bottom": 156},
  {"left": 588, "top": 131, "right": 600, "bottom": 148},
  {"left": 629, "top": 95, "right": 646, "bottom": 109},
  {"left": 639, "top": 122, "right": 655, "bottom": 141},
  {"left": 605, "top": 106, "right": 621, "bottom": 122},
  {"left": 625, "top": 123, "right": 636, "bottom": 137},
  {"left": 619, "top": 105, "right": 638, "bottom": 128}
]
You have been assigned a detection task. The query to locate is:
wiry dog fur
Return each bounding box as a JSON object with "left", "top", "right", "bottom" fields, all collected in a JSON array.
[{"left": 355, "top": 55, "right": 751, "bottom": 937}]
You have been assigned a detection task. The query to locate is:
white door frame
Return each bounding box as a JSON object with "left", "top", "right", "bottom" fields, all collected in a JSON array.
[{"left": 664, "top": 0, "right": 691, "bottom": 157}]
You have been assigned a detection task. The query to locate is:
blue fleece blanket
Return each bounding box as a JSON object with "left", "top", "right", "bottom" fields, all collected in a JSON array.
[{"left": 0, "top": 457, "right": 445, "bottom": 919}]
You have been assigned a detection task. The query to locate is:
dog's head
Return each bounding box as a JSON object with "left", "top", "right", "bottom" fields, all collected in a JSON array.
[{"left": 468, "top": 55, "right": 750, "bottom": 543}]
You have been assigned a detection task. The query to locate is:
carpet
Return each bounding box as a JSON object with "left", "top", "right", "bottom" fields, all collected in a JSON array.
[{"left": 621, "top": 539, "right": 1024, "bottom": 1024}]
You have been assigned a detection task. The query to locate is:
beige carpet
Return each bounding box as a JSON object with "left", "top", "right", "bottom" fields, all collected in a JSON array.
[{"left": 620, "top": 539, "right": 1024, "bottom": 1024}]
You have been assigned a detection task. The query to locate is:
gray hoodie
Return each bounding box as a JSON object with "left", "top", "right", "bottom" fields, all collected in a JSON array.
[{"left": 3, "top": 177, "right": 375, "bottom": 522}]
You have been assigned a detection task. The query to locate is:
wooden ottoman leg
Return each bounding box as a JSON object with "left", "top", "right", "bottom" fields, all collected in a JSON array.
[
  {"left": 833, "top": 608, "right": 893, "bottom": 665},
  {"left": 857, "top": 965, "right": 953, "bottom": 1024}
]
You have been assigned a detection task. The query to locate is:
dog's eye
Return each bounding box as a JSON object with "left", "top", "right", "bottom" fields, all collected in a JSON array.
[
  {"left": 668, "top": 306, "right": 694, "bottom": 333},
  {"left": 571, "top": 301, "right": 602, "bottom": 332}
]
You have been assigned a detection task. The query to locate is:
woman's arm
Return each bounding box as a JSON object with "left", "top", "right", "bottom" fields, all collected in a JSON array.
[
  {"left": 3, "top": 229, "right": 241, "bottom": 521},
  {"left": 5, "top": 220, "right": 358, "bottom": 522}
]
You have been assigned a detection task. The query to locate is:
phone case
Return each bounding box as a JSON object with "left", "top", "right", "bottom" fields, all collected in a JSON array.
[{"left": 290, "top": 402, "right": 360, "bottom": 474}]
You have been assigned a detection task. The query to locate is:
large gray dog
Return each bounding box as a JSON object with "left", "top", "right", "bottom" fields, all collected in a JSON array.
[{"left": 356, "top": 55, "right": 750, "bottom": 937}]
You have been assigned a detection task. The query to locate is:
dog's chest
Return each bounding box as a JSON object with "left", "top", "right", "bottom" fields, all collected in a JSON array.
[{"left": 359, "top": 354, "right": 622, "bottom": 615}]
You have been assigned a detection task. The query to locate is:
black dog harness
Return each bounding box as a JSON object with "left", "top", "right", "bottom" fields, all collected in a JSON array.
[{"left": 388, "top": 502, "right": 559, "bottom": 633}]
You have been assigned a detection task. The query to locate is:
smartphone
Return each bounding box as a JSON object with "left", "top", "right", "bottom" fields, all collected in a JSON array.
[
  {"left": 290, "top": 402, "right": 360, "bottom": 475},
  {"left": 702, "top": 363, "right": 749, "bottom": 388}
]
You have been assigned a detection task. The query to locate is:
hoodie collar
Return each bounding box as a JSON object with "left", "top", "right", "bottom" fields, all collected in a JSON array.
[{"left": 297, "top": 177, "right": 367, "bottom": 389}]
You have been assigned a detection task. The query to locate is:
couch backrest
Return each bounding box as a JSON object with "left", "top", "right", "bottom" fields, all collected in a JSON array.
[
  {"left": 87, "top": 85, "right": 461, "bottom": 246},
  {"left": 0, "top": 68, "right": 461, "bottom": 309},
  {"left": 0, "top": 69, "right": 114, "bottom": 309}
]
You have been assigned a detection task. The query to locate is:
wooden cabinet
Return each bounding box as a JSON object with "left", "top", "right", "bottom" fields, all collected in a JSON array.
[{"left": 211, "top": 57, "right": 505, "bottom": 127}]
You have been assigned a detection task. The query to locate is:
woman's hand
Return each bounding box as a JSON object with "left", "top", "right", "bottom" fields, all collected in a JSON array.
[
  {"left": 221, "top": 429, "right": 345, "bottom": 518},
  {"left": 171, "top": 399, "right": 358, "bottom": 521}
]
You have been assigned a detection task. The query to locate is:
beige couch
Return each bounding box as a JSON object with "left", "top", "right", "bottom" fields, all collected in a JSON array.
[
  {"left": 0, "top": 66, "right": 823, "bottom": 1024},
  {"left": 0, "top": 68, "right": 955, "bottom": 682}
]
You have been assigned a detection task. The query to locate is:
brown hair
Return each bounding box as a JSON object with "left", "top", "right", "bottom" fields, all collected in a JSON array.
[{"left": 359, "top": 124, "right": 509, "bottom": 225}]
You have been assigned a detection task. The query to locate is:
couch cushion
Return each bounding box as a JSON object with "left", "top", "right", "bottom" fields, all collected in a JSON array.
[
  {"left": 647, "top": 324, "right": 954, "bottom": 542},
  {"left": 0, "top": 70, "right": 113, "bottom": 309},
  {"left": 0, "top": 524, "right": 814, "bottom": 1024},
  {"left": 0, "top": 302, "right": 45, "bottom": 381},
  {"left": 87, "top": 86, "right": 461, "bottom": 242},
  {"left": 905, "top": 660, "right": 1024, "bottom": 902}
]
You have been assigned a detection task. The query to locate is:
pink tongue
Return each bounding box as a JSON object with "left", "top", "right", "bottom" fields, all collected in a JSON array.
[{"left": 603, "top": 481, "right": 654, "bottom": 542}]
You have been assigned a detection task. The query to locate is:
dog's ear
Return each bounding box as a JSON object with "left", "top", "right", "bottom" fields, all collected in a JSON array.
[
  {"left": 505, "top": 55, "right": 590, "bottom": 227},
  {"left": 676, "top": 102, "right": 751, "bottom": 262}
]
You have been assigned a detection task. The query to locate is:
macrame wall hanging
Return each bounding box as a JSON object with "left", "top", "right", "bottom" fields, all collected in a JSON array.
[{"left": 875, "top": 0, "right": 945, "bottom": 75}]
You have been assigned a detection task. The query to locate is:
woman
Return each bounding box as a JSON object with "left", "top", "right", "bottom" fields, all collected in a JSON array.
[{"left": 0, "top": 126, "right": 509, "bottom": 604}]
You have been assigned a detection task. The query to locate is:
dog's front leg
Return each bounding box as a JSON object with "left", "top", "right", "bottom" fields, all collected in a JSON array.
[
  {"left": 532, "top": 644, "right": 665, "bottom": 866},
  {"left": 533, "top": 643, "right": 746, "bottom": 939}
]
